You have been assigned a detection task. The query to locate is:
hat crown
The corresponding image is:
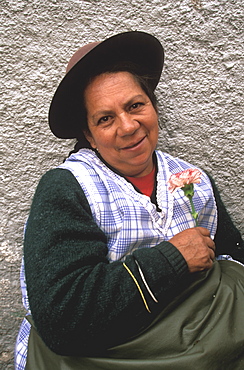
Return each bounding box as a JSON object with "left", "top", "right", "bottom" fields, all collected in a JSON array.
[{"left": 66, "top": 41, "right": 100, "bottom": 73}]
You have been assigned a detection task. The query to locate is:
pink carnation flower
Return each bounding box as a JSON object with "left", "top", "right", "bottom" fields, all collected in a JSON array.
[
  {"left": 168, "top": 168, "right": 202, "bottom": 193},
  {"left": 168, "top": 169, "right": 202, "bottom": 226}
]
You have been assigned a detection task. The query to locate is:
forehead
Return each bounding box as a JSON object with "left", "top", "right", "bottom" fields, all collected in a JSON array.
[
  {"left": 84, "top": 71, "right": 145, "bottom": 106},
  {"left": 88, "top": 70, "right": 141, "bottom": 88}
]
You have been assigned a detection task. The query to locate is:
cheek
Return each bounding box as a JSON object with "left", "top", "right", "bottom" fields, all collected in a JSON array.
[
  {"left": 84, "top": 129, "right": 97, "bottom": 148},
  {"left": 149, "top": 113, "right": 159, "bottom": 134},
  {"left": 150, "top": 117, "right": 159, "bottom": 145},
  {"left": 93, "top": 130, "right": 115, "bottom": 149},
  {"left": 152, "top": 127, "right": 159, "bottom": 144}
]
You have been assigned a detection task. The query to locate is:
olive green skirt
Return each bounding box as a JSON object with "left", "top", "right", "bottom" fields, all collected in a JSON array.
[{"left": 26, "top": 260, "right": 244, "bottom": 370}]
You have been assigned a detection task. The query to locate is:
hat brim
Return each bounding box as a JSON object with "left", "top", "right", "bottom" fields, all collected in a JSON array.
[{"left": 49, "top": 31, "right": 164, "bottom": 139}]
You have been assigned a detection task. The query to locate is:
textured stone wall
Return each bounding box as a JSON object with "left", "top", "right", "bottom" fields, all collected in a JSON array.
[{"left": 1, "top": 0, "right": 243, "bottom": 367}]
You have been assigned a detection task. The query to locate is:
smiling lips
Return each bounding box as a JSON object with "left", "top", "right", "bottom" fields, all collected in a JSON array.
[{"left": 121, "top": 136, "right": 146, "bottom": 150}]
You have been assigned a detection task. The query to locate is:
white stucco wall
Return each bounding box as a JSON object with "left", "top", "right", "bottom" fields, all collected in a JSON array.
[{"left": 1, "top": 0, "right": 243, "bottom": 366}]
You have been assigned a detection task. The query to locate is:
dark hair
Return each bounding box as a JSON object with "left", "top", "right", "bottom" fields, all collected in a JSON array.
[{"left": 71, "top": 64, "right": 158, "bottom": 153}]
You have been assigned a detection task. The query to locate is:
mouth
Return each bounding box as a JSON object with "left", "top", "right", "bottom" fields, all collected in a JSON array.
[{"left": 121, "top": 136, "right": 146, "bottom": 150}]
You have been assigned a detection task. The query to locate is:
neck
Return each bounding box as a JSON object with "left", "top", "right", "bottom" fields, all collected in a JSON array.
[{"left": 95, "top": 150, "right": 157, "bottom": 178}]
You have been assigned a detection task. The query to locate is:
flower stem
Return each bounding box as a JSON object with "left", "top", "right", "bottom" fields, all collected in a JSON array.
[{"left": 188, "top": 196, "right": 198, "bottom": 227}]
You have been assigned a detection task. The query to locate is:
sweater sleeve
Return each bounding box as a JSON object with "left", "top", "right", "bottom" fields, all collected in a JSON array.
[
  {"left": 24, "top": 168, "right": 189, "bottom": 356},
  {"left": 207, "top": 175, "right": 244, "bottom": 263}
]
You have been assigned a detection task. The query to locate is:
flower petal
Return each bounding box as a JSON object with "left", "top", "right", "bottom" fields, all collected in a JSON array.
[{"left": 168, "top": 168, "right": 202, "bottom": 193}]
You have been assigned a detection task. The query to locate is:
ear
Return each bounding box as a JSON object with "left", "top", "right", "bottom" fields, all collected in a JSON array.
[{"left": 83, "top": 130, "right": 97, "bottom": 149}]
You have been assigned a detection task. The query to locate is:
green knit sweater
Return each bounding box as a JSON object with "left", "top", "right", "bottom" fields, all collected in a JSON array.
[{"left": 24, "top": 168, "right": 244, "bottom": 357}]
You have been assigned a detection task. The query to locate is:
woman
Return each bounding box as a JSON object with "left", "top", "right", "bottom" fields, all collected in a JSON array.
[{"left": 15, "top": 31, "right": 244, "bottom": 369}]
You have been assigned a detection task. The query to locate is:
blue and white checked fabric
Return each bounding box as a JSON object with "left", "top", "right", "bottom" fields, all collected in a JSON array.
[
  {"left": 216, "top": 254, "right": 244, "bottom": 266},
  {"left": 59, "top": 149, "right": 218, "bottom": 261},
  {"left": 15, "top": 258, "right": 30, "bottom": 370},
  {"left": 15, "top": 149, "right": 218, "bottom": 369}
]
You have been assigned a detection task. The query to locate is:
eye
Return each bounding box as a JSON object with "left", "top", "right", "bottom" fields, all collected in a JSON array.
[
  {"left": 98, "top": 115, "right": 111, "bottom": 125},
  {"left": 130, "top": 102, "right": 144, "bottom": 111}
]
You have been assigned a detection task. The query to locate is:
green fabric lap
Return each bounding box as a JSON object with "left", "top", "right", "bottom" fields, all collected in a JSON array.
[{"left": 26, "top": 260, "right": 244, "bottom": 370}]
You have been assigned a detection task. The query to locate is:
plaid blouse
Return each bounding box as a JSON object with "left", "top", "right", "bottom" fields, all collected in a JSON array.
[
  {"left": 15, "top": 149, "right": 218, "bottom": 369},
  {"left": 59, "top": 150, "right": 218, "bottom": 260}
]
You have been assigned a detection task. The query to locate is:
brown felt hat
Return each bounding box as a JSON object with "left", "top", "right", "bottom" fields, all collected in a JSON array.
[{"left": 48, "top": 31, "right": 164, "bottom": 141}]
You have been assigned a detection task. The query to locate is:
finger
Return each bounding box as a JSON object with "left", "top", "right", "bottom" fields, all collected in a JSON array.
[
  {"left": 209, "top": 248, "right": 215, "bottom": 261},
  {"left": 202, "top": 257, "right": 214, "bottom": 271},
  {"left": 207, "top": 239, "right": 216, "bottom": 251},
  {"left": 196, "top": 227, "right": 211, "bottom": 236}
]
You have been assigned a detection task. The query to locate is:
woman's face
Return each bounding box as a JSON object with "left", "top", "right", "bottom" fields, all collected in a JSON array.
[{"left": 84, "top": 71, "right": 159, "bottom": 177}]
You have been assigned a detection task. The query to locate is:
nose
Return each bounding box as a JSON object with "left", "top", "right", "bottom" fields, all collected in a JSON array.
[{"left": 117, "top": 113, "right": 140, "bottom": 136}]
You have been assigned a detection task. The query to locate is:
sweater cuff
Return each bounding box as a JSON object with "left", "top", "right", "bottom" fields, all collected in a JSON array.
[
  {"left": 155, "top": 241, "right": 189, "bottom": 278},
  {"left": 132, "top": 241, "right": 189, "bottom": 300}
]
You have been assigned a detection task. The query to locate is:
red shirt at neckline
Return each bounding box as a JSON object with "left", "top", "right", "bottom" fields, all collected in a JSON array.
[{"left": 126, "top": 167, "right": 156, "bottom": 197}]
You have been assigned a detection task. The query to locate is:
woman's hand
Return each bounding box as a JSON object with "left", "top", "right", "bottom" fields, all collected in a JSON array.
[{"left": 169, "top": 227, "right": 216, "bottom": 273}]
